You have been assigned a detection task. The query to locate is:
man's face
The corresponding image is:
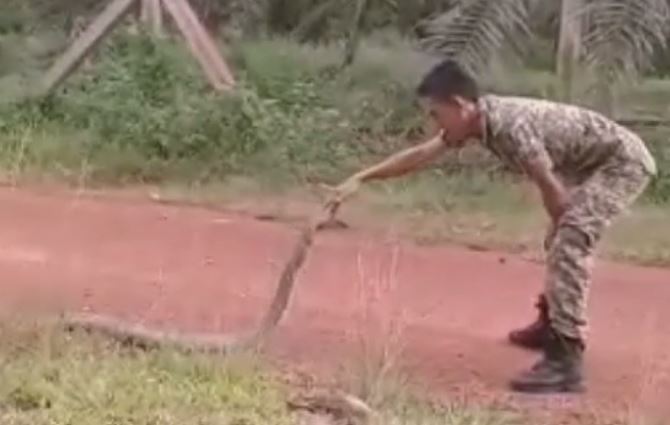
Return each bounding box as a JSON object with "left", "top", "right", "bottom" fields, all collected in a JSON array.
[{"left": 424, "top": 96, "right": 476, "bottom": 145}]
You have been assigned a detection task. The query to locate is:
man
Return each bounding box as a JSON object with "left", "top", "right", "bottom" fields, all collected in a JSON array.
[{"left": 324, "top": 60, "right": 656, "bottom": 393}]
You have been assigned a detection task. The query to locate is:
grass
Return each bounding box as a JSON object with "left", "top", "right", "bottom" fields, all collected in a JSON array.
[
  {"left": 0, "top": 323, "right": 291, "bottom": 425},
  {"left": 0, "top": 320, "right": 524, "bottom": 425},
  {"left": 367, "top": 173, "right": 670, "bottom": 267},
  {"left": 370, "top": 174, "right": 670, "bottom": 267}
]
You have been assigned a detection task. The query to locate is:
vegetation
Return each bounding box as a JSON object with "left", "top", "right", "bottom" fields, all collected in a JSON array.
[
  {"left": 1, "top": 30, "right": 669, "bottom": 192},
  {"left": 0, "top": 322, "right": 290, "bottom": 425},
  {"left": 0, "top": 321, "right": 522, "bottom": 425},
  {"left": 0, "top": 35, "right": 430, "bottom": 186}
]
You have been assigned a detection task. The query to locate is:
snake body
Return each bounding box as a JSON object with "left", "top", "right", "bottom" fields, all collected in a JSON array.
[{"left": 64, "top": 216, "right": 340, "bottom": 353}]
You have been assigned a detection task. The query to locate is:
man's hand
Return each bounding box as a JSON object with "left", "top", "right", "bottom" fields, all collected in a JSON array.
[
  {"left": 323, "top": 176, "right": 362, "bottom": 220},
  {"left": 544, "top": 221, "right": 557, "bottom": 251},
  {"left": 321, "top": 134, "right": 448, "bottom": 220},
  {"left": 524, "top": 158, "right": 567, "bottom": 252},
  {"left": 523, "top": 157, "right": 568, "bottom": 224}
]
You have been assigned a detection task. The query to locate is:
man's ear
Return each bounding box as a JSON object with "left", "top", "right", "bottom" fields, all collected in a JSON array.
[
  {"left": 452, "top": 96, "right": 467, "bottom": 107},
  {"left": 453, "top": 95, "right": 476, "bottom": 114},
  {"left": 453, "top": 96, "right": 477, "bottom": 119}
]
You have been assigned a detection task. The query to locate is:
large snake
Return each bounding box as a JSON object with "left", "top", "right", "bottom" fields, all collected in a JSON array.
[{"left": 63, "top": 213, "right": 345, "bottom": 353}]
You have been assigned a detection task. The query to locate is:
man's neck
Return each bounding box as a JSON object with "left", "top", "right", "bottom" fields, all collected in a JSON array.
[{"left": 467, "top": 106, "right": 485, "bottom": 140}]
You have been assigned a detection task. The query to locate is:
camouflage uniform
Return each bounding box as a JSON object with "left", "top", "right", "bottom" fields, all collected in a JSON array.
[{"left": 479, "top": 95, "right": 657, "bottom": 341}]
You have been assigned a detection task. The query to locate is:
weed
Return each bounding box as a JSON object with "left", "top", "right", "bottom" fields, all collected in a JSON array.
[
  {"left": 346, "top": 244, "right": 409, "bottom": 406},
  {"left": 0, "top": 320, "right": 533, "bottom": 425},
  {"left": 0, "top": 320, "right": 294, "bottom": 425}
]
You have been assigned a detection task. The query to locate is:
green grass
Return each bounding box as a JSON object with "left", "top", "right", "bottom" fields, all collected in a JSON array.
[
  {"left": 0, "top": 322, "right": 291, "bottom": 425},
  {"left": 0, "top": 320, "right": 526, "bottom": 425},
  {"left": 2, "top": 32, "right": 664, "bottom": 191},
  {"left": 604, "top": 205, "right": 670, "bottom": 266},
  {"left": 365, "top": 173, "right": 670, "bottom": 266}
]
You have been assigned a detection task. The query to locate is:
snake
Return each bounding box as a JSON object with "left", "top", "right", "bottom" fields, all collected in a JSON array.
[{"left": 63, "top": 214, "right": 346, "bottom": 354}]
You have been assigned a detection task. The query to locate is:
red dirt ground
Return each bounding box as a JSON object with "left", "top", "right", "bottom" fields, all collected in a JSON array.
[{"left": 0, "top": 187, "right": 669, "bottom": 421}]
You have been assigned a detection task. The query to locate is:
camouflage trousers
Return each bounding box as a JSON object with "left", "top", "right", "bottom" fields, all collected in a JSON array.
[{"left": 544, "top": 160, "right": 653, "bottom": 341}]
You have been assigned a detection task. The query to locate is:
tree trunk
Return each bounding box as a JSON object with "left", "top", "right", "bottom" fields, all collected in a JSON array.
[
  {"left": 293, "top": 0, "right": 341, "bottom": 43},
  {"left": 342, "top": 0, "right": 370, "bottom": 67},
  {"left": 140, "top": 0, "right": 163, "bottom": 37},
  {"left": 556, "top": 0, "right": 583, "bottom": 101}
]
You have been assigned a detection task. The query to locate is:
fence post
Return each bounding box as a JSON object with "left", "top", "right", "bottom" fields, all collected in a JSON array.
[
  {"left": 162, "top": 0, "right": 236, "bottom": 91},
  {"left": 141, "top": 0, "right": 164, "bottom": 37},
  {"left": 41, "top": 0, "right": 138, "bottom": 95}
]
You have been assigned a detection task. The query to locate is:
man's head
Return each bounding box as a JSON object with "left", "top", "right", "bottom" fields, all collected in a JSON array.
[{"left": 417, "top": 60, "right": 482, "bottom": 145}]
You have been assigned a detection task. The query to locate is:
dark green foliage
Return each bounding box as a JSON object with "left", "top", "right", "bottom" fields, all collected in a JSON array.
[{"left": 0, "top": 34, "right": 426, "bottom": 185}]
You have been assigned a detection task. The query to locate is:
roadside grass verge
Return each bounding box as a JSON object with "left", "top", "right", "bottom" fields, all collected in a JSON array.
[
  {"left": 0, "top": 319, "right": 526, "bottom": 425},
  {"left": 149, "top": 172, "right": 670, "bottom": 267}
]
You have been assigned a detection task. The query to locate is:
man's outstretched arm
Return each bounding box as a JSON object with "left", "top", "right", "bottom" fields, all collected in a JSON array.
[
  {"left": 356, "top": 133, "right": 448, "bottom": 182},
  {"left": 325, "top": 134, "right": 449, "bottom": 214}
]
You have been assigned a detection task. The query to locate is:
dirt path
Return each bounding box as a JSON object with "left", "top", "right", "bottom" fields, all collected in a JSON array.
[{"left": 0, "top": 188, "right": 668, "bottom": 421}]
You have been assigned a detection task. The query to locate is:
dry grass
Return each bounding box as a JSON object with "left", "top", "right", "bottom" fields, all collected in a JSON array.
[
  {"left": 345, "top": 244, "right": 409, "bottom": 405},
  {"left": 0, "top": 318, "right": 527, "bottom": 425},
  {"left": 0, "top": 320, "right": 293, "bottom": 425}
]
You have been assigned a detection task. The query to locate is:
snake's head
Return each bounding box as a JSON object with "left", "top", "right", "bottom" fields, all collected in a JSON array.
[{"left": 315, "top": 218, "right": 349, "bottom": 231}]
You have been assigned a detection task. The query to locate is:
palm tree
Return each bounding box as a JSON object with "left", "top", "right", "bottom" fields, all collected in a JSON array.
[
  {"left": 582, "top": 0, "right": 670, "bottom": 95},
  {"left": 556, "top": 0, "right": 582, "bottom": 99},
  {"left": 137, "top": 0, "right": 670, "bottom": 108},
  {"left": 342, "top": 0, "right": 371, "bottom": 67},
  {"left": 419, "top": 0, "right": 670, "bottom": 107}
]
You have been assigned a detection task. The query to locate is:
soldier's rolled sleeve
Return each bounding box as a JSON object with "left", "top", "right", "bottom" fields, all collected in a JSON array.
[{"left": 509, "top": 120, "right": 554, "bottom": 173}]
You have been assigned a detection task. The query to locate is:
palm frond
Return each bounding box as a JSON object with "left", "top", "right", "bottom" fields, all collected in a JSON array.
[
  {"left": 419, "top": 0, "right": 531, "bottom": 75},
  {"left": 528, "top": 0, "right": 560, "bottom": 37},
  {"left": 583, "top": 0, "right": 670, "bottom": 84}
]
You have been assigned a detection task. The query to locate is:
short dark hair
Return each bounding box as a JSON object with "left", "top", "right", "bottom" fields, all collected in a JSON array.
[{"left": 417, "top": 60, "right": 479, "bottom": 102}]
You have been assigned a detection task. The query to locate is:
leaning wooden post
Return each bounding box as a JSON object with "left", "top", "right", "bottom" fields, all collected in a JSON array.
[
  {"left": 141, "top": 0, "right": 164, "bottom": 37},
  {"left": 41, "top": 0, "right": 138, "bottom": 95},
  {"left": 556, "top": 0, "right": 583, "bottom": 102},
  {"left": 162, "top": 0, "right": 235, "bottom": 91}
]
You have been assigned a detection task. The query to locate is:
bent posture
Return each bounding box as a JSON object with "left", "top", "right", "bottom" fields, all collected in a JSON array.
[{"left": 325, "top": 60, "right": 656, "bottom": 393}]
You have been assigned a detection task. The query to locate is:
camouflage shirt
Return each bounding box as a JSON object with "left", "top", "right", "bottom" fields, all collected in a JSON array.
[{"left": 478, "top": 95, "right": 657, "bottom": 185}]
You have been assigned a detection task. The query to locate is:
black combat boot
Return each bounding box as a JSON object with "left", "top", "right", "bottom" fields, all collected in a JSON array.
[
  {"left": 509, "top": 329, "right": 585, "bottom": 394},
  {"left": 508, "top": 295, "right": 551, "bottom": 351}
]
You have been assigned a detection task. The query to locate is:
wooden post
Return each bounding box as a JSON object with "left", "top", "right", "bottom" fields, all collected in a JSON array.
[
  {"left": 343, "top": 0, "right": 370, "bottom": 67},
  {"left": 163, "top": 0, "right": 235, "bottom": 91},
  {"left": 141, "top": 0, "right": 164, "bottom": 37},
  {"left": 41, "top": 0, "right": 138, "bottom": 95},
  {"left": 556, "top": 0, "right": 583, "bottom": 101},
  {"left": 68, "top": 16, "right": 93, "bottom": 70},
  {"left": 40, "top": 0, "right": 234, "bottom": 96}
]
